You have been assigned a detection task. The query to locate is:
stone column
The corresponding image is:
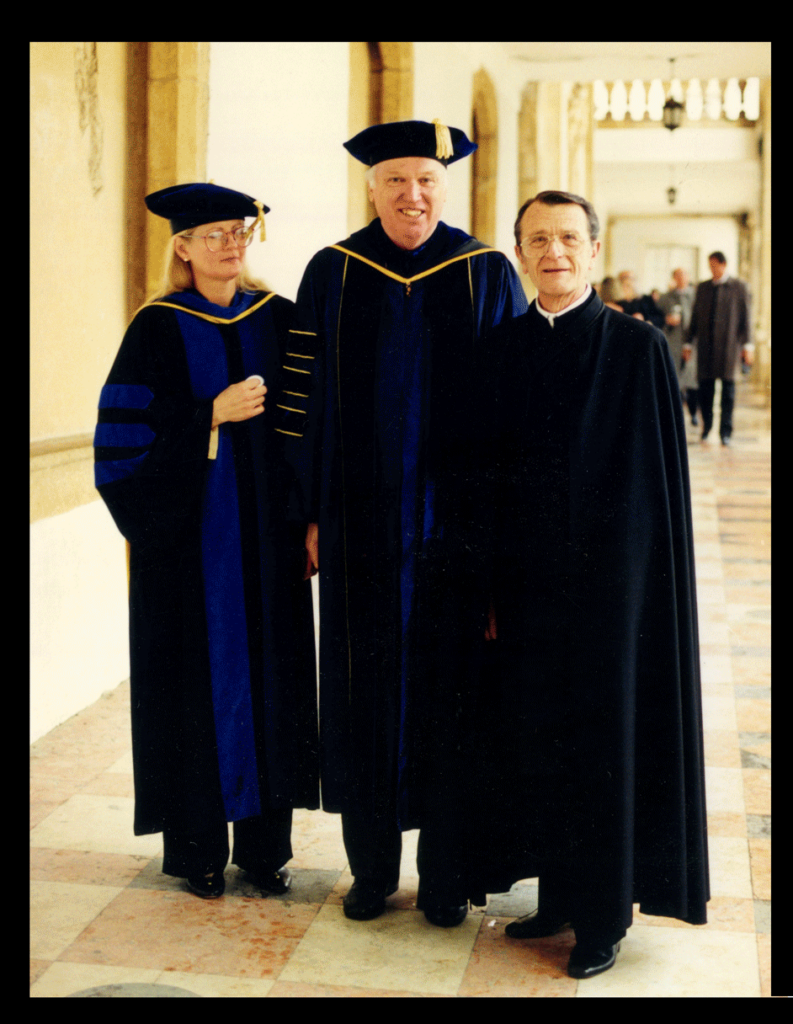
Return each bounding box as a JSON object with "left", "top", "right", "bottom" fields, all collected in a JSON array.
[
  {"left": 568, "top": 83, "right": 593, "bottom": 201},
  {"left": 145, "top": 42, "right": 210, "bottom": 300},
  {"left": 535, "top": 81, "right": 568, "bottom": 192}
]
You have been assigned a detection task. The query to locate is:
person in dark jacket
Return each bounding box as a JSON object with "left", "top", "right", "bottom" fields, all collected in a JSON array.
[{"left": 683, "top": 252, "right": 753, "bottom": 445}]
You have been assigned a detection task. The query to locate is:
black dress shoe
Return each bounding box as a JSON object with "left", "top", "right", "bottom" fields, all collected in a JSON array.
[
  {"left": 567, "top": 941, "right": 620, "bottom": 979},
  {"left": 187, "top": 872, "right": 225, "bottom": 899},
  {"left": 721, "top": 435, "right": 731, "bottom": 446},
  {"left": 505, "top": 909, "right": 570, "bottom": 939},
  {"left": 424, "top": 904, "right": 468, "bottom": 928},
  {"left": 245, "top": 866, "right": 292, "bottom": 895},
  {"left": 343, "top": 878, "right": 399, "bottom": 921}
]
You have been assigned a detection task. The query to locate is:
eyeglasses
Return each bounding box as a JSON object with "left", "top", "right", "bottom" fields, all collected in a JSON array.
[
  {"left": 181, "top": 227, "right": 254, "bottom": 252},
  {"left": 520, "top": 232, "right": 588, "bottom": 254}
]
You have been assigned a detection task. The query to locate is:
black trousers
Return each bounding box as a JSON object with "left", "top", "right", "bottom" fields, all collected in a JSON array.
[
  {"left": 698, "top": 378, "right": 735, "bottom": 439},
  {"left": 686, "top": 387, "right": 699, "bottom": 420},
  {"left": 341, "top": 808, "right": 471, "bottom": 907},
  {"left": 537, "top": 869, "right": 628, "bottom": 948},
  {"left": 162, "top": 809, "right": 292, "bottom": 878}
]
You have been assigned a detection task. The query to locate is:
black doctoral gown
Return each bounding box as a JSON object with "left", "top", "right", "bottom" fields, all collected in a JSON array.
[
  {"left": 94, "top": 288, "right": 319, "bottom": 836},
  {"left": 472, "top": 291, "right": 709, "bottom": 932},
  {"left": 294, "top": 219, "right": 527, "bottom": 829}
]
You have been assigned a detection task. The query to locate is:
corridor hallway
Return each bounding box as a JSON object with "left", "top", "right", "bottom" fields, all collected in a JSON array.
[{"left": 30, "top": 382, "right": 771, "bottom": 998}]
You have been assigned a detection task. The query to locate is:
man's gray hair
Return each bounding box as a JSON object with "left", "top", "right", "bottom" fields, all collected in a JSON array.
[
  {"left": 514, "top": 190, "right": 600, "bottom": 245},
  {"left": 366, "top": 162, "right": 448, "bottom": 188}
]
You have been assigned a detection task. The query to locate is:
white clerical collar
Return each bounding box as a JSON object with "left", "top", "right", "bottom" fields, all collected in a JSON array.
[{"left": 534, "top": 285, "right": 592, "bottom": 327}]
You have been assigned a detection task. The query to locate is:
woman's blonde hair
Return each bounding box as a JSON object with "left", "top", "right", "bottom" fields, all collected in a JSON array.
[{"left": 136, "top": 230, "right": 269, "bottom": 314}]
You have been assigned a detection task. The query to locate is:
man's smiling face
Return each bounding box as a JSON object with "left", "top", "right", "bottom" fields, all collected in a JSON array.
[
  {"left": 368, "top": 157, "right": 448, "bottom": 250},
  {"left": 515, "top": 201, "right": 600, "bottom": 313}
]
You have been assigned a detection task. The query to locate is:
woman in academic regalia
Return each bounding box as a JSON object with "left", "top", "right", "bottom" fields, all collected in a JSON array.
[{"left": 94, "top": 183, "right": 319, "bottom": 899}]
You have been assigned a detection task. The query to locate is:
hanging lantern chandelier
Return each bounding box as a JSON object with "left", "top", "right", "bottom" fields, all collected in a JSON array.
[{"left": 663, "top": 58, "right": 684, "bottom": 131}]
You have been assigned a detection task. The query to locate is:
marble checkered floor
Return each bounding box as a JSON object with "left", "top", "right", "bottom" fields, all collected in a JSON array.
[{"left": 30, "top": 382, "right": 771, "bottom": 997}]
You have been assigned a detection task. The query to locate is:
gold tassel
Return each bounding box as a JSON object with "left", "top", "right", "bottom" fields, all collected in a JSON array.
[
  {"left": 253, "top": 199, "right": 266, "bottom": 241},
  {"left": 432, "top": 118, "right": 453, "bottom": 161}
]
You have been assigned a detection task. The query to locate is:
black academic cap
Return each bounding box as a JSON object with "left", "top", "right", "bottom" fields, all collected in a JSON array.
[
  {"left": 344, "top": 119, "right": 477, "bottom": 167},
  {"left": 144, "top": 182, "right": 270, "bottom": 236}
]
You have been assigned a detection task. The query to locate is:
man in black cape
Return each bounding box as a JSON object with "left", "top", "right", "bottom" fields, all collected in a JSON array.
[
  {"left": 295, "top": 120, "right": 527, "bottom": 926},
  {"left": 474, "top": 191, "right": 709, "bottom": 979}
]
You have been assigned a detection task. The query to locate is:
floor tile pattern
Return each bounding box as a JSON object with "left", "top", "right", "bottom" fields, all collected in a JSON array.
[{"left": 31, "top": 383, "right": 772, "bottom": 997}]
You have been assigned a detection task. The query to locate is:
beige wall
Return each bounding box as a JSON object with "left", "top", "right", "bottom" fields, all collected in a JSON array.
[
  {"left": 605, "top": 215, "right": 741, "bottom": 289},
  {"left": 31, "top": 42, "right": 129, "bottom": 450},
  {"left": 413, "top": 42, "right": 525, "bottom": 265},
  {"left": 31, "top": 503, "right": 130, "bottom": 741},
  {"left": 207, "top": 42, "right": 351, "bottom": 303},
  {"left": 30, "top": 43, "right": 132, "bottom": 740}
]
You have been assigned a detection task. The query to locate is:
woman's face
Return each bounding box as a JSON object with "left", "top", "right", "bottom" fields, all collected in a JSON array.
[{"left": 175, "top": 219, "right": 247, "bottom": 288}]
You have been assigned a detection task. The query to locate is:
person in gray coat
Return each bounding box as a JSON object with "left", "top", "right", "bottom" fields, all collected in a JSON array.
[
  {"left": 684, "top": 252, "right": 752, "bottom": 446},
  {"left": 659, "top": 268, "right": 698, "bottom": 426}
]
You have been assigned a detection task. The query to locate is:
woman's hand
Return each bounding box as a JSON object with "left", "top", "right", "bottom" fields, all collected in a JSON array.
[{"left": 212, "top": 379, "right": 266, "bottom": 428}]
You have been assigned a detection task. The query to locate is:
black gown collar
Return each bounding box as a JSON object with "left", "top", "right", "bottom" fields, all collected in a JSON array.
[
  {"left": 527, "top": 289, "right": 605, "bottom": 338},
  {"left": 522, "top": 290, "right": 607, "bottom": 377}
]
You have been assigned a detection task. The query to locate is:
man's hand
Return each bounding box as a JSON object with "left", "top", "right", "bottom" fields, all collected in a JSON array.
[
  {"left": 212, "top": 379, "right": 266, "bottom": 428},
  {"left": 304, "top": 522, "right": 319, "bottom": 579},
  {"left": 682, "top": 344, "right": 692, "bottom": 363}
]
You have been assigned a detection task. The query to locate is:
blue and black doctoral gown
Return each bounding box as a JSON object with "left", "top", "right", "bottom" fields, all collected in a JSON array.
[
  {"left": 471, "top": 291, "right": 709, "bottom": 932},
  {"left": 94, "top": 288, "right": 319, "bottom": 837},
  {"left": 294, "top": 218, "right": 528, "bottom": 830}
]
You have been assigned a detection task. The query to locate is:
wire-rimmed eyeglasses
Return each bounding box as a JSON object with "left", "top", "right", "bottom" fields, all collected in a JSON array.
[
  {"left": 520, "top": 232, "right": 588, "bottom": 255},
  {"left": 181, "top": 227, "right": 254, "bottom": 252}
]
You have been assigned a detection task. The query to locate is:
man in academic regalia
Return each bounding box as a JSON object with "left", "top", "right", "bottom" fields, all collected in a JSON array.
[
  {"left": 475, "top": 191, "right": 709, "bottom": 979},
  {"left": 295, "top": 119, "right": 527, "bottom": 926}
]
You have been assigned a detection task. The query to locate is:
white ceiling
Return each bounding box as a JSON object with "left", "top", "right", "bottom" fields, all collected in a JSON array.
[{"left": 499, "top": 42, "right": 771, "bottom": 83}]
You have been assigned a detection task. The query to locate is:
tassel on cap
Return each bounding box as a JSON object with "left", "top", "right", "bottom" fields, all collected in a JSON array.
[
  {"left": 433, "top": 118, "right": 454, "bottom": 161},
  {"left": 253, "top": 199, "right": 266, "bottom": 241}
]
